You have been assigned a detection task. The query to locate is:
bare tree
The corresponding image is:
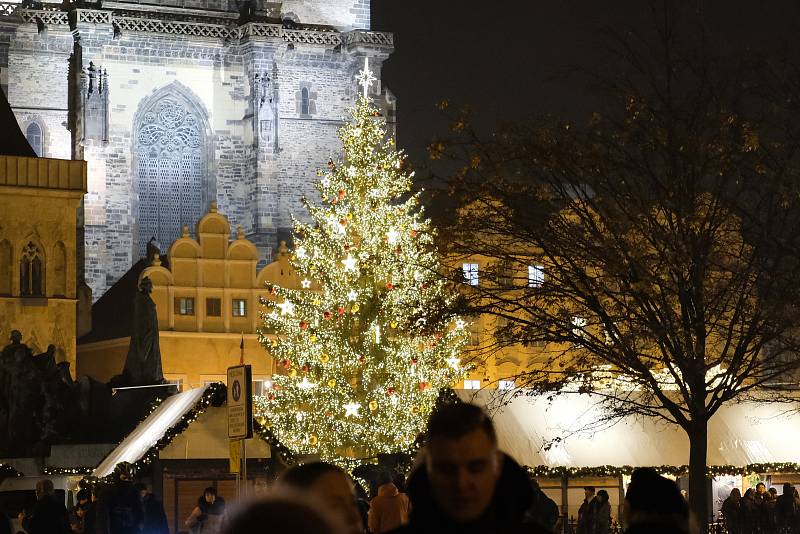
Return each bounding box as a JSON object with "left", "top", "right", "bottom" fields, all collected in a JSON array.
[{"left": 435, "top": 4, "right": 800, "bottom": 525}]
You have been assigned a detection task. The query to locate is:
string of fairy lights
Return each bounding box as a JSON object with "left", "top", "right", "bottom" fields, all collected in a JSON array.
[
  {"left": 254, "top": 78, "right": 469, "bottom": 466},
  {"left": 527, "top": 463, "right": 800, "bottom": 479}
]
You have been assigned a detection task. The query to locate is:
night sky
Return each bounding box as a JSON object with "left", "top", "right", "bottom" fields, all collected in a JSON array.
[{"left": 372, "top": 0, "right": 800, "bottom": 176}]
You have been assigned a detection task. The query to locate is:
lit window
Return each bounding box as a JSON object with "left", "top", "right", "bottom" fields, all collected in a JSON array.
[
  {"left": 233, "top": 299, "right": 247, "bottom": 317},
  {"left": 498, "top": 380, "right": 516, "bottom": 390},
  {"left": 462, "top": 263, "right": 479, "bottom": 286},
  {"left": 253, "top": 379, "right": 272, "bottom": 396},
  {"left": 463, "top": 379, "right": 481, "bottom": 390},
  {"left": 528, "top": 265, "right": 545, "bottom": 287},
  {"left": 206, "top": 298, "right": 221, "bottom": 317},
  {"left": 25, "top": 122, "right": 43, "bottom": 157},
  {"left": 174, "top": 297, "right": 194, "bottom": 316}
]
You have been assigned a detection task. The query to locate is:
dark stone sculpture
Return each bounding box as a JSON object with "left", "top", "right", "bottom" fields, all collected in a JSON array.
[{"left": 122, "top": 277, "right": 164, "bottom": 386}]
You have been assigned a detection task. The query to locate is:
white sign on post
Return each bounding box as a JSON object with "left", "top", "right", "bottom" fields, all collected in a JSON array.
[{"left": 227, "top": 364, "right": 253, "bottom": 440}]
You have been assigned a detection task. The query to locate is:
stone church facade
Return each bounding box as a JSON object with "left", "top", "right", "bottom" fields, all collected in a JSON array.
[{"left": 0, "top": 0, "right": 393, "bottom": 300}]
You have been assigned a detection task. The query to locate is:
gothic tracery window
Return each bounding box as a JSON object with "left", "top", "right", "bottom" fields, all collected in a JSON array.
[
  {"left": 25, "top": 122, "right": 43, "bottom": 157},
  {"left": 20, "top": 241, "right": 44, "bottom": 296},
  {"left": 135, "top": 96, "right": 205, "bottom": 258}
]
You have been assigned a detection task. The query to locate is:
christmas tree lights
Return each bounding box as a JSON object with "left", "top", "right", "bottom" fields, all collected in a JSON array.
[{"left": 255, "top": 74, "right": 468, "bottom": 466}]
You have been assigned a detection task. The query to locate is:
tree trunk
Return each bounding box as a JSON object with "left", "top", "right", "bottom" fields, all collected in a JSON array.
[{"left": 687, "top": 420, "right": 709, "bottom": 530}]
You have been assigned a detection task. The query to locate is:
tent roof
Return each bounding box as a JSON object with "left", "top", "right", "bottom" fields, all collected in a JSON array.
[
  {"left": 94, "top": 385, "right": 211, "bottom": 478},
  {"left": 463, "top": 390, "right": 800, "bottom": 469}
]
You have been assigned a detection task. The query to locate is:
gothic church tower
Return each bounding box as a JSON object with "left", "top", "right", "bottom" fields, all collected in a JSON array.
[{"left": 0, "top": 0, "right": 393, "bottom": 301}]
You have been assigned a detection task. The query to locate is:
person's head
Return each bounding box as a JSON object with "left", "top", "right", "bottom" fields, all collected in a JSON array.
[
  {"left": 35, "top": 479, "right": 54, "bottom": 500},
  {"left": 624, "top": 468, "right": 687, "bottom": 529},
  {"left": 113, "top": 462, "right": 134, "bottom": 483},
  {"left": 392, "top": 472, "right": 406, "bottom": 493},
  {"left": 76, "top": 503, "right": 88, "bottom": 518},
  {"left": 584, "top": 486, "right": 596, "bottom": 500},
  {"left": 281, "top": 462, "right": 362, "bottom": 534},
  {"left": 134, "top": 483, "right": 149, "bottom": 499},
  {"left": 222, "top": 493, "right": 343, "bottom": 534},
  {"left": 76, "top": 489, "right": 90, "bottom": 505},
  {"left": 204, "top": 487, "right": 217, "bottom": 504},
  {"left": 769, "top": 487, "right": 778, "bottom": 498},
  {"left": 423, "top": 402, "right": 502, "bottom": 523},
  {"left": 596, "top": 489, "right": 609, "bottom": 504},
  {"left": 744, "top": 488, "right": 754, "bottom": 499},
  {"left": 756, "top": 482, "right": 766, "bottom": 494},
  {"left": 730, "top": 488, "right": 741, "bottom": 499}
]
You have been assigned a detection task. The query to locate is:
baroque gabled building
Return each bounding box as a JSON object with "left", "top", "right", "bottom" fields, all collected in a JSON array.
[{"left": 0, "top": 0, "right": 394, "bottom": 301}]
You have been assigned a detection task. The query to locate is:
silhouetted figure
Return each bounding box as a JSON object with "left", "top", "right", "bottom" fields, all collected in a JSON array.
[
  {"left": 623, "top": 468, "right": 688, "bottom": 533},
  {"left": 221, "top": 492, "right": 343, "bottom": 534},
  {"left": 281, "top": 463, "right": 363, "bottom": 534},
  {"left": 721, "top": 488, "right": 741, "bottom": 534},
  {"left": 122, "top": 277, "right": 164, "bottom": 385},
  {"left": 20, "top": 479, "right": 70, "bottom": 534}
]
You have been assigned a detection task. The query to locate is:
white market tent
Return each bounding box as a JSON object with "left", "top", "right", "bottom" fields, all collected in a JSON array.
[
  {"left": 462, "top": 389, "right": 800, "bottom": 469},
  {"left": 94, "top": 385, "right": 211, "bottom": 478}
]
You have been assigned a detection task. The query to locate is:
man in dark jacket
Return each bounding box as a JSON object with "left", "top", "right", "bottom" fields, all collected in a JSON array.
[
  {"left": 577, "top": 487, "right": 596, "bottom": 534},
  {"left": 388, "top": 403, "right": 547, "bottom": 534},
  {"left": 623, "top": 468, "right": 688, "bottom": 533},
  {"left": 99, "top": 462, "right": 143, "bottom": 534},
  {"left": 135, "top": 483, "right": 168, "bottom": 534},
  {"left": 20, "top": 479, "right": 70, "bottom": 534}
]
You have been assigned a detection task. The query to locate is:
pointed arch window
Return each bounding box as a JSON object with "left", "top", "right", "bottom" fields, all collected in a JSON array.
[
  {"left": 25, "top": 122, "right": 43, "bottom": 157},
  {"left": 135, "top": 90, "right": 208, "bottom": 259},
  {"left": 0, "top": 240, "right": 11, "bottom": 295},
  {"left": 20, "top": 241, "right": 44, "bottom": 296}
]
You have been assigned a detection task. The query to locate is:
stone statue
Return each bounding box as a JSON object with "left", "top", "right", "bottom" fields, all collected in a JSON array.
[
  {"left": 0, "top": 330, "right": 37, "bottom": 455},
  {"left": 122, "top": 277, "right": 164, "bottom": 386}
]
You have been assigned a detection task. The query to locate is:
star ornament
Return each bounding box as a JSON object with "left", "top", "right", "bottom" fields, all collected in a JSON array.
[
  {"left": 344, "top": 402, "right": 361, "bottom": 418},
  {"left": 342, "top": 255, "right": 358, "bottom": 272},
  {"left": 277, "top": 300, "right": 295, "bottom": 316},
  {"left": 347, "top": 289, "right": 358, "bottom": 302},
  {"left": 455, "top": 319, "right": 466, "bottom": 329},
  {"left": 355, "top": 57, "right": 377, "bottom": 97},
  {"left": 301, "top": 279, "right": 312, "bottom": 289},
  {"left": 386, "top": 229, "right": 399, "bottom": 245},
  {"left": 447, "top": 356, "right": 461, "bottom": 369}
]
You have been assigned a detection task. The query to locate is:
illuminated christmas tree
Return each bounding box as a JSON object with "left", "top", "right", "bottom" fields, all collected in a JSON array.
[{"left": 255, "top": 62, "right": 467, "bottom": 466}]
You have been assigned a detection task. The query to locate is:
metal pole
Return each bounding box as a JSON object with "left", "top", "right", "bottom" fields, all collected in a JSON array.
[{"left": 241, "top": 439, "right": 247, "bottom": 498}]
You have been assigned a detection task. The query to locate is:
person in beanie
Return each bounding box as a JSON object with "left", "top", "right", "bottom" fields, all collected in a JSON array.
[
  {"left": 623, "top": 468, "right": 688, "bottom": 533},
  {"left": 388, "top": 403, "right": 548, "bottom": 534},
  {"left": 368, "top": 471, "right": 410, "bottom": 533}
]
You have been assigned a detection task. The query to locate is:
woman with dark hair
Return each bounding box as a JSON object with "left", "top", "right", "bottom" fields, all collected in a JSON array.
[
  {"left": 721, "top": 488, "right": 741, "bottom": 534},
  {"left": 280, "top": 462, "right": 364, "bottom": 534},
  {"left": 184, "top": 487, "right": 225, "bottom": 534},
  {"left": 591, "top": 489, "right": 611, "bottom": 534}
]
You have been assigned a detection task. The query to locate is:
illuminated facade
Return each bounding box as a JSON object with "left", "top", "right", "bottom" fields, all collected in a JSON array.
[{"left": 0, "top": 0, "right": 394, "bottom": 301}]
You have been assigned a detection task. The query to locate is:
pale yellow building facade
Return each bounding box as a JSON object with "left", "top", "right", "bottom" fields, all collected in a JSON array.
[
  {"left": 0, "top": 155, "right": 87, "bottom": 375},
  {"left": 77, "top": 202, "right": 299, "bottom": 389}
]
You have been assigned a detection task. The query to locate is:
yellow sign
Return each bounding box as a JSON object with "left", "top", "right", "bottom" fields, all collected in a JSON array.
[
  {"left": 229, "top": 440, "right": 241, "bottom": 473},
  {"left": 227, "top": 365, "right": 253, "bottom": 439}
]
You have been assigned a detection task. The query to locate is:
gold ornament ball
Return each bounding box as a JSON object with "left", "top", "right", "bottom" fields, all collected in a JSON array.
[
  {"left": 320, "top": 353, "right": 330, "bottom": 364},
  {"left": 390, "top": 322, "right": 398, "bottom": 329},
  {"left": 289, "top": 368, "right": 298, "bottom": 378},
  {"left": 309, "top": 334, "right": 317, "bottom": 343},
  {"left": 369, "top": 400, "right": 378, "bottom": 411},
  {"left": 309, "top": 435, "right": 318, "bottom": 446},
  {"left": 327, "top": 379, "right": 337, "bottom": 388},
  {"left": 352, "top": 304, "right": 360, "bottom": 312},
  {"left": 411, "top": 405, "right": 420, "bottom": 415}
]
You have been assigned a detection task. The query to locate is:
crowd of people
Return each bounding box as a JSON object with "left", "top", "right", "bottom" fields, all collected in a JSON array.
[
  {"left": 0, "top": 402, "right": 700, "bottom": 534},
  {"left": 721, "top": 482, "right": 800, "bottom": 534}
]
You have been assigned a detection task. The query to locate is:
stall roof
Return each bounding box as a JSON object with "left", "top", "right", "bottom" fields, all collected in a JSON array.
[
  {"left": 462, "top": 390, "right": 800, "bottom": 469},
  {"left": 94, "top": 385, "right": 210, "bottom": 478}
]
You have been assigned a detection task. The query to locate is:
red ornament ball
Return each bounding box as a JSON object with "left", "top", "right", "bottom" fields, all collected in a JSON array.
[
  {"left": 411, "top": 357, "right": 418, "bottom": 365},
  {"left": 422, "top": 283, "right": 429, "bottom": 290},
  {"left": 323, "top": 310, "right": 332, "bottom": 320},
  {"left": 358, "top": 355, "right": 366, "bottom": 364},
  {"left": 387, "top": 387, "right": 396, "bottom": 396},
  {"left": 410, "top": 230, "right": 418, "bottom": 238},
  {"left": 282, "top": 359, "right": 291, "bottom": 369},
  {"left": 299, "top": 321, "right": 308, "bottom": 329},
  {"left": 337, "top": 306, "right": 345, "bottom": 315},
  {"left": 386, "top": 282, "right": 394, "bottom": 290},
  {"left": 338, "top": 189, "right": 346, "bottom": 199},
  {"left": 267, "top": 393, "right": 275, "bottom": 401},
  {"left": 340, "top": 218, "right": 347, "bottom": 226},
  {"left": 418, "top": 382, "right": 428, "bottom": 391},
  {"left": 301, "top": 364, "right": 310, "bottom": 372}
]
